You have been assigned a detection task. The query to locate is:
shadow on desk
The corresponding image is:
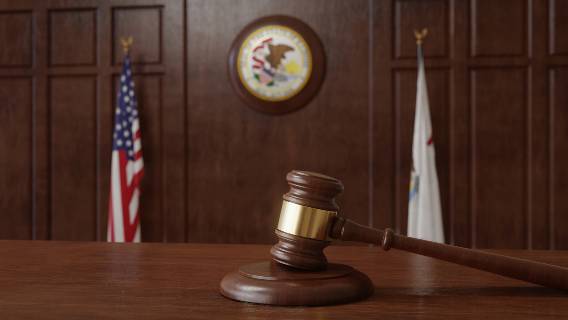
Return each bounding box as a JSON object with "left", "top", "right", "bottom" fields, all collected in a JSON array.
[{"left": 373, "top": 286, "right": 566, "bottom": 298}]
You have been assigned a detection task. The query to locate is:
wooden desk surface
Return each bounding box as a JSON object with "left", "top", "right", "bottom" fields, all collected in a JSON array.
[{"left": 1, "top": 241, "right": 567, "bottom": 319}]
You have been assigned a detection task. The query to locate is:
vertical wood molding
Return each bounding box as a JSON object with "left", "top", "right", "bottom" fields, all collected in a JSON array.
[
  {"left": 469, "top": 69, "right": 477, "bottom": 248},
  {"left": 448, "top": 0, "right": 456, "bottom": 245},
  {"left": 372, "top": 0, "right": 395, "bottom": 231},
  {"left": 33, "top": 5, "right": 49, "bottom": 240},
  {"left": 548, "top": 68, "right": 555, "bottom": 249},
  {"left": 527, "top": 65, "right": 533, "bottom": 249},
  {"left": 393, "top": 71, "right": 401, "bottom": 234},
  {"left": 368, "top": 0, "right": 374, "bottom": 227},
  {"left": 549, "top": 0, "right": 555, "bottom": 54}
]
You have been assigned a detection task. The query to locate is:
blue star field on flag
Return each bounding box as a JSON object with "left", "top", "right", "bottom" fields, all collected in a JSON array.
[{"left": 112, "top": 56, "right": 139, "bottom": 161}]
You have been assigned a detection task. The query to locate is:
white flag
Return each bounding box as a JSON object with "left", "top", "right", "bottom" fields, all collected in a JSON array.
[{"left": 407, "top": 45, "right": 445, "bottom": 243}]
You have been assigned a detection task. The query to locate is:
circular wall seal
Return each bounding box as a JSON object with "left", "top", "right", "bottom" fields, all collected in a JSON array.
[{"left": 228, "top": 15, "right": 325, "bottom": 114}]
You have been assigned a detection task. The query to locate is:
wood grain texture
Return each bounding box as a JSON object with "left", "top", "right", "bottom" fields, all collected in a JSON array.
[
  {"left": 0, "top": 11, "right": 32, "bottom": 66},
  {"left": 49, "top": 9, "right": 97, "bottom": 66},
  {"left": 187, "top": 0, "right": 370, "bottom": 243},
  {"left": 394, "top": 0, "right": 448, "bottom": 59},
  {"left": 112, "top": 6, "right": 162, "bottom": 65},
  {"left": 470, "top": 0, "right": 527, "bottom": 57},
  {"left": 373, "top": 0, "right": 568, "bottom": 250},
  {"left": 2, "top": 0, "right": 568, "bottom": 249},
  {"left": 0, "top": 78, "right": 32, "bottom": 239},
  {"left": 549, "top": 0, "right": 568, "bottom": 55},
  {"left": 471, "top": 68, "right": 527, "bottom": 248},
  {"left": 49, "top": 76, "right": 98, "bottom": 241},
  {"left": 220, "top": 261, "right": 374, "bottom": 305},
  {"left": 0, "top": 241, "right": 567, "bottom": 319},
  {"left": 0, "top": 0, "right": 185, "bottom": 242},
  {"left": 550, "top": 67, "right": 568, "bottom": 249}
]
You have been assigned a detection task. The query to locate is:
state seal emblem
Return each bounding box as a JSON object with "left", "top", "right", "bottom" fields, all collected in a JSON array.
[
  {"left": 238, "top": 25, "right": 311, "bottom": 102},
  {"left": 229, "top": 16, "right": 325, "bottom": 114}
]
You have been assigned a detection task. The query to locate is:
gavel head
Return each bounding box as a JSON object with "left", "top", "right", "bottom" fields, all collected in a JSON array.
[{"left": 270, "top": 170, "right": 344, "bottom": 271}]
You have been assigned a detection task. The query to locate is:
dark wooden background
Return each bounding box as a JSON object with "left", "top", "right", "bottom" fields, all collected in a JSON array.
[{"left": 1, "top": 0, "right": 566, "bottom": 249}]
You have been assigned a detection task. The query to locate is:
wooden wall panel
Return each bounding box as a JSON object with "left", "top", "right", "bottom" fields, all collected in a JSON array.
[
  {"left": 0, "top": 11, "right": 32, "bottom": 67},
  {"left": 471, "top": 68, "right": 527, "bottom": 248},
  {"left": 470, "top": 0, "right": 527, "bottom": 57},
  {"left": 375, "top": 0, "right": 565, "bottom": 249},
  {"left": 49, "top": 76, "right": 98, "bottom": 240},
  {"left": 0, "top": 0, "right": 183, "bottom": 242},
  {"left": 0, "top": 77, "right": 33, "bottom": 239},
  {"left": 48, "top": 9, "right": 97, "bottom": 66},
  {"left": 1, "top": 0, "right": 568, "bottom": 248},
  {"left": 372, "top": 0, "right": 395, "bottom": 231},
  {"left": 550, "top": 67, "right": 568, "bottom": 249},
  {"left": 187, "top": 0, "right": 370, "bottom": 243},
  {"left": 549, "top": 0, "right": 568, "bottom": 55},
  {"left": 394, "top": 0, "right": 448, "bottom": 59},
  {"left": 112, "top": 6, "right": 162, "bottom": 65}
]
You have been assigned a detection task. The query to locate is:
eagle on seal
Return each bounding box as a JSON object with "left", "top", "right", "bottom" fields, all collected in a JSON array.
[{"left": 265, "top": 44, "right": 294, "bottom": 70}]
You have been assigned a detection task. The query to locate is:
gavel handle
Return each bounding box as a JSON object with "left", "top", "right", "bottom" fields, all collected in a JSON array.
[{"left": 331, "top": 217, "right": 568, "bottom": 291}]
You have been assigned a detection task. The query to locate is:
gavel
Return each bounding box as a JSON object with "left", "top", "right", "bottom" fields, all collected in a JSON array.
[
  {"left": 220, "top": 170, "right": 568, "bottom": 306},
  {"left": 271, "top": 170, "right": 568, "bottom": 290}
]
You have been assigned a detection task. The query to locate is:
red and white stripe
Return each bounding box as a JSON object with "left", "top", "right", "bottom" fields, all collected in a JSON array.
[{"left": 107, "top": 119, "right": 144, "bottom": 242}]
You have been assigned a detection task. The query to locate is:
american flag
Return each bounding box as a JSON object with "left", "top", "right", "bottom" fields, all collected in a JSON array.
[{"left": 107, "top": 55, "right": 144, "bottom": 243}]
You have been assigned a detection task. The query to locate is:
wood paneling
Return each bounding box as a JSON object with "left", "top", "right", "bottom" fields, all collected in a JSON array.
[
  {"left": 0, "top": 0, "right": 184, "bottom": 242},
  {"left": 112, "top": 6, "right": 162, "bottom": 65},
  {"left": 0, "top": 77, "right": 32, "bottom": 239},
  {"left": 0, "top": 11, "right": 32, "bottom": 67},
  {"left": 471, "top": 68, "right": 527, "bottom": 248},
  {"left": 375, "top": 0, "right": 567, "bottom": 250},
  {"left": 549, "top": 0, "right": 568, "bottom": 55},
  {"left": 550, "top": 67, "right": 568, "bottom": 249},
  {"left": 1, "top": 0, "right": 568, "bottom": 248},
  {"left": 394, "top": 0, "right": 448, "bottom": 59},
  {"left": 187, "top": 0, "right": 370, "bottom": 243},
  {"left": 470, "top": 0, "right": 527, "bottom": 57},
  {"left": 49, "top": 9, "right": 97, "bottom": 66},
  {"left": 49, "top": 76, "right": 98, "bottom": 240}
]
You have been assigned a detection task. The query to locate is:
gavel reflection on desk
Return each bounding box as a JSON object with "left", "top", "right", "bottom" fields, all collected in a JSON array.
[{"left": 220, "top": 170, "right": 568, "bottom": 306}]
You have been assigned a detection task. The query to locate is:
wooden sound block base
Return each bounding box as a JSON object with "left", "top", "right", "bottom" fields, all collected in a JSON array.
[{"left": 220, "top": 261, "right": 374, "bottom": 306}]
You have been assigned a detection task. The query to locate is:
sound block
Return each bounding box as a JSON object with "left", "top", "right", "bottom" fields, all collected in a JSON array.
[{"left": 219, "top": 261, "right": 374, "bottom": 306}]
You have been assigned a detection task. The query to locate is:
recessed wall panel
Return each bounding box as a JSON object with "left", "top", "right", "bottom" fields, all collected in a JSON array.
[
  {"left": 49, "top": 9, "right": 97, "bottom": 66},
  {"left": 551, "top": 68, "right": 568, "bottom": 249},
  {"left": 112, "top": 7, "right": 162, "bottom": 65},
  {"left": 471, "top": 0, "right": 527, "bottom": 57},
  {"left": 0, "top": 77, "right": 32, "bottom": 239},
  {"left": 0, "top": 11, "right": 32, "bottom": 67},
  {"left": 549, "top": 0, "right": 568, "bottom": 55},
  {"left": 50, "top": 76, "right": 97, "bottom": 240},
  {"left": 394, "top": 0, "right": 448, "bottom": 58},
  {"left": 471, "top": 68, "right": 527, "bottom": 248}
]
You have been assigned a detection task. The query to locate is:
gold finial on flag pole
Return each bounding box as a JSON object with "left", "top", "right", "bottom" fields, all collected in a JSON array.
[
  {"left": 120, "top": 36, "right": 133, "bottom": 54},
  {"left": 414, "top": 28, "right": 428, "bottom": 45}
]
